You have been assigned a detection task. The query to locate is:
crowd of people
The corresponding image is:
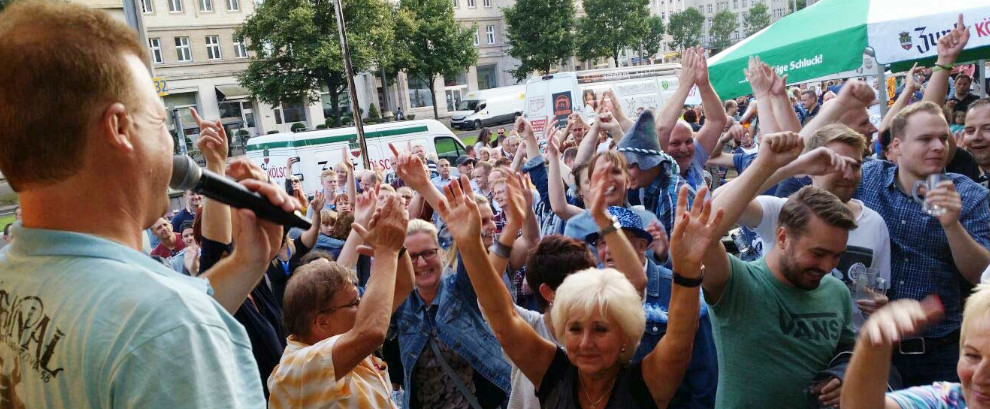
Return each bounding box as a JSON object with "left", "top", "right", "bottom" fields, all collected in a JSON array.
[{"left": 2, "top": 2, "right": 990, "bottom": 409}]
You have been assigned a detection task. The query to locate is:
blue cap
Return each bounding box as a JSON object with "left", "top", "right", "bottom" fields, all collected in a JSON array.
[{"left": 584, "top": 206, "right": 653, "bottom": 245}]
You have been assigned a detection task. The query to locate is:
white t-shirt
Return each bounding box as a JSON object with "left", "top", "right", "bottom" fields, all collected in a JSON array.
[
  {"left": 506, "top": 306, "right": 558, "bottom": 409},
  {"left": 751, "top": 196, "right": 892, "bottom": 330}
]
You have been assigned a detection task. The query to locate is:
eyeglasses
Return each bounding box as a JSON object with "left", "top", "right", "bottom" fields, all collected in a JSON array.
[
  {"left": 409, "top": 248, "right": 439, "bottom": 263},
  {"left": 318, "top": 296, "right": 361, "bottom": 314}
]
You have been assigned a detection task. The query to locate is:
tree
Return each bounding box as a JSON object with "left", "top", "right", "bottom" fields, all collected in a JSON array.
[
  {"left": 503, "top": 0, "right": 575, "bottom": 81},
  {"left": 237, "top": 0, "right": 395, "bottom": 126},
  {"left": 395, "top": 0, "right": 477, "bottom": 119},
  {"left": 576, "top": 0, "right": 649, "bottom": 67},
  {"left": 668, "top": 8, "right": 704, "bottom": 51},
  {"left": 710, "top": 10, "right": 738, "bottom": 51},
  {"left": 640, "top": 16, "right": 666, "bottom": 62},
  {"left": 744, "top": 2, "right": 771, "bottom": 36}
]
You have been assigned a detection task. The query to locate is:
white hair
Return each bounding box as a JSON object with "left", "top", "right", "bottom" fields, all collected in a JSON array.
[{"left": 550, "top": 267, "right": 645, "bottom": 363}]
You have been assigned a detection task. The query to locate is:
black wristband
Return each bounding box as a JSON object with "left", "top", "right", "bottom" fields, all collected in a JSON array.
[
  {"left": 398, "top": 247, "right": 407, "bottom": 259},
  {"left": 673, "top": 269, "right": 704, "bottom": 288}
]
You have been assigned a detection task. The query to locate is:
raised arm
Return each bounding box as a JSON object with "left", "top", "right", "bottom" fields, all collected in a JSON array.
[
  {"left": 800, "top": 80, "right": 875, "bottom": 142},
  {"left": 643, "top": 184, "right": 723, "bottom": 408},
  {"left": 299, "top": 192, "right": 324, "bottom": 249},
  {"left": 693, "top": 46, "right": 728, "bottom": 155},
  {"left": 390, "top": 143, "right": 447, "bottom": 211},
  {"left": 518, "top": 116, "right": 542, "bottom": 161},
  {"left": 336, "top": 185, "right": 378, "bottom": 269},
  {"left": 546, "top": 135, "right": 584, "bottom": 220},
  {"left": 332, "top": 195, "right": 407, "bottom": 380},
  {"left": 574, "top": 116, "right": 604, "bottom": 167},
  {"left": 703, "top": 132, "right": 804, "bottom": 303},
  {"left": 745, "top": 56, "right": 780, "bottom": 136},
  {"left": 603, "top": 89, "right": 634, "bottom": 132},
  {"left": 489, "top": 172, "right": 529, "bottom": 275},
  {"left": 769, "top": 71, "right": 802, "bottom": 133},
  {"left": 192, "top": 108, "right": 232, "bottom": 245},
  {"left": 880, "top": 64, "right": 920, "bottom": 133},
  {"left": 435, "top": 176, "right": 558, "bottom": 389},
  {"left": 840, "top": 297, "right": 943, "bottom": 409},
  {"left": 658, "top": 48, "right": 697, "bottom": 147},
  {"left": 923, "top": 14, "right": 969, "bottom": 106},
  {"left": 588, "top": 160, "right": 647, "bottom": 294}
]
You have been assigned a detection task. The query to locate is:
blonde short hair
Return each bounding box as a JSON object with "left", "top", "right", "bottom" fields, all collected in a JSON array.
[
  {"left": 407, "top": 218, "right": 438, "bottom": 241},
  {"left": 551, "top": 268, "right": 645, "bottom": 363},
  {"left": 809, "top": 123, "right": 867, "bottom": 155},
  {"left": 962, "top": 284, "right": 990, "bottom": 348}
]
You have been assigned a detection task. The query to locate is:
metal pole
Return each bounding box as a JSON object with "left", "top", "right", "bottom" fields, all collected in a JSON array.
[
  {"left": 978, "top": 60, "right": 987, "bottom": 99},
  {"left": 172, "top": 108, "right": 187, "bottom": 156},
  {"left": 877, "top": 63, "right": 888, "bottom": 118},
  {"left": 332, "top": 0, "right": 371, "bottom": 170}
]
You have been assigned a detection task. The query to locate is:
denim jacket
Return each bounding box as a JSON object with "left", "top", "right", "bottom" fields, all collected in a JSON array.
[
  {"left": 389, "top": 262, "right": 512, "bottom": 409},
  {"left": 635, "top": 259, "right": 719, "bottom": 409}
]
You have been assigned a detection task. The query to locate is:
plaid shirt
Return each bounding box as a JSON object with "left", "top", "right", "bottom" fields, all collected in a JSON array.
[
  {"left": 855, "top": 160, "right": 990, "bottom": 337},
  {"left": 630, "top": 161, "right": 694, "bottom": 236}
]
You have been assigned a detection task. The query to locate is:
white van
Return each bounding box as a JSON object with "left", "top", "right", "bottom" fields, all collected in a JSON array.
[
  {"left": 449, "top": 85, "right": 526, "bottom": 130},
  {"left": 244, "top": 119, "right": 467, "bottom": 194},
  {"left": 523, "top": 64, "right": 702, "bottom": 138}
]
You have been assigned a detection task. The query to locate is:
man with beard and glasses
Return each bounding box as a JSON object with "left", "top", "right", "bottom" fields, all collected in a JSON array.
[{"left": 701, "top": 132, "right": 858, "bottom": 409}]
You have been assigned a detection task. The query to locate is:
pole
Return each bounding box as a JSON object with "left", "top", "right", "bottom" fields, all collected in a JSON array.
[
  {"left": 978, "top": 60, "right": 987, "bottom": 99},
  {"left": 877, "top": 63, "right": 888, "bottom": 118},
  {"left": 172, "top": 108, "right": 188, "bottom": 156},
  {"left": 332, "top": 0, "right": 371, "bottom": 170}
]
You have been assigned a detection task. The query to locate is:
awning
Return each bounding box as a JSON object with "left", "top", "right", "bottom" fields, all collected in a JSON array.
[{"left": 215, "top": 84, "right": 251, "bottom": 101}]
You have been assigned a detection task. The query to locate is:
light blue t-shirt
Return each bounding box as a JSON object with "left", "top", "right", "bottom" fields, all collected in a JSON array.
[{"left": 0, "top": 225, "right": 265, "bottom": 408}]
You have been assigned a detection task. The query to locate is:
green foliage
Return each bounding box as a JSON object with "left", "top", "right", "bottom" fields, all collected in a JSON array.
[
  {"left": 788, "top": 0, "right": 807, "bottom": 13},
  {"left": 267, "top": 130, "right": 279, "bottom": 134},
  {"left": 576, "top": 0, "right": 649, "bottom": 66},
  {"left": 290, "top": 122, "right": 307, "bottom": 132},
  {"left": 668, "top": 8, "right": 704, "bottom": 51},
  {"left": 640, "top": 16, "right": 666, "bottom": 59},
  {"left": 711, "top": 10, "right": 738, "bottom": 51},
  {"left": 395, "top": 0, "right": 478, "bottom": 119},
  {"left": 316, "top": 124, "right": 328, "bottom": 129},
  {"left": 503, "top": 0, "right": 575, "bottom": 80},
  {"left": 406, "top": 114, "right": 416, "bottom": 120},
  {"left": 236, "top": 0, "right": 396, "bottom": 126},
  {"left": 326, "top": 117, "right": 338, "bottom": 128},
  {"left": 368, "top": 103, "right": 381, "bottom": 119},
  {"left": 744, "top": 3, "right": 771, "bottom": 36}
]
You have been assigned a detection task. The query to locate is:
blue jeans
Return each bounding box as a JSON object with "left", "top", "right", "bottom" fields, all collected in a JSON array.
[{"left": 892, "top": 337, "right": 960, "bottom": 387}]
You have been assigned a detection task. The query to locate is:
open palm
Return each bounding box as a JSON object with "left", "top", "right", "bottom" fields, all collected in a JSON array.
[
  {"left": 670, "top": 185, "right": 724, "bottom": 274},
  {"left": 437, "top": 175, "right": 482, "bottom": 244}
]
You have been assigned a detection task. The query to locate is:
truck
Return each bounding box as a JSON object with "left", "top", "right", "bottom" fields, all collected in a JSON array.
[
  {"left": 522, "top": 64, "right": 702, "bottom": 138},
  {"left": 244, "top": 119, "right": 467, "bottom": 195},
  {"left": 449, "top": 85, "right": 526, "bottom": 130}
]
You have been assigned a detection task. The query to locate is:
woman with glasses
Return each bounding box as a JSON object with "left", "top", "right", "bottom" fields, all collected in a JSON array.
[{"left": 268, "top": 194, "right": 414, "bottom": 408}]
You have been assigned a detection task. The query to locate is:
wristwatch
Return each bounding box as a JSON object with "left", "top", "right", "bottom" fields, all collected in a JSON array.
[
  {"left": 596, "top": 215, "right": 621, "bottom": 238},
  {"left": 673, "top": 265, "right": 705, "bottom": 288}
]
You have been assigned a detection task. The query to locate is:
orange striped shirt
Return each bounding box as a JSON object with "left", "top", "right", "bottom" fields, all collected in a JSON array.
[{"left": 268, "top": 335, "right": 397, "bottom": 409}]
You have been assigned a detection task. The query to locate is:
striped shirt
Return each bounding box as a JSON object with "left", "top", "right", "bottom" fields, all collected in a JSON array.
[{"left": 268, "top": 335, "right": 397, "bottom": 409}]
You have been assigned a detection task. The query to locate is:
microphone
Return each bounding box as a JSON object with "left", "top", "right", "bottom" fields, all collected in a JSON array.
[{"left": 170, "top": 155, "right": 312, "bottom": 230}]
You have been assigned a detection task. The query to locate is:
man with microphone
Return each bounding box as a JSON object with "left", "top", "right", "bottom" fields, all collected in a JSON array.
[{"left": 0, "top": 1, "right": 300, "bottom": 407}]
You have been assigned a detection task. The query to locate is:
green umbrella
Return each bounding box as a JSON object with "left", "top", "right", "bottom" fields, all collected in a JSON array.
[{"left": 707, "top": 0, "right": 990, "bottom": 99}]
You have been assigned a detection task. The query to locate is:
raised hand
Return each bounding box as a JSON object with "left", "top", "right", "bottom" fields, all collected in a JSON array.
[
  {"left": 340, "top": 148, "right": 355, "bottom": 173},
  {"left": 230, "top": 177, "right": 299, "bottom": 266},
  {"left": 351, "top": 194, "right": 408, "bottom": 254},
  {"left": 310, "top": 191, "right": 326, "bottom": 212},
  {"left": 227, "top": 157, "right": 269, "bottom": 184},
  {"left": 759, "top": 131, "right": 804, "bottom": 169},
  {"left": 588, "top": 159, "right": 615, "bottom": 226},
  {"left": 693, "top": 45, "right": 710, "bottom": 86},
  {"left": 502, "top": 172, "right": 529, "bottom": 233},
  {"left": 546, "top": 131, "right": 561, "bottom": 158},
  {"left": 770, "top": 73, "right": 789, "bottom": 96},
  {"left": 603, "top": 89, "right": 626, "bottom": 119},
  {"left": 744, "top": 56, "right": 774, "bottom": 96},
  {"left": 927, "top": 181, "right": 963, "bottom": 227},
  {"left": 514, "top": 116, "right": 534, "bottom": 140},
  {"left": 936, "top": 14, "right": 970, "bottom": 66},
  {"left": 861, "top": 296, "right": 943, "bottom": 347},
  {"left": 646, "top": 220, "right": 669, "bottom": 262},
  {"left": 903, "top": 62, "right": 921, "bottom": 94},
  {"left": 838, "top": 79, "right": 877, "bottom": 108},
  {"left": 191, "top": 108, "right": 228, "bottom": 167},
  {"left": 597, "top": 112, "right": 622, "bottom": 135},
  {"left": 353, "top": 184, "right": 379, "bottom": 226},
  {"left": 678, "top": 47, "right": 698, "bottom": 88},
  {"left": 389, "top": 143, "right": 430, "bottom": 190},
  {"left": 791, "top": 147, "right": 857, "bottom": 179},
  {"left": 436, "top": 175, "right": 482, "bottom": 244},
  {"left": 670, "top": 184, "right": 724, "bottom": 274}
]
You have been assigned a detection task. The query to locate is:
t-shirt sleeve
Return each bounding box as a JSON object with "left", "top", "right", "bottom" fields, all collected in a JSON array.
[
  {"left": 536, "top": 347, "right": 571, "bottom": 398},
  {"left": 109, "top": 323, "right": 263, "bottom": 409},
  {"left": 886, "top": 382, "right": 965, "bottom": 409},
  {"left": 707, "top": 255, "right": 757, "bottom": 314},
  {"left": 752, "top": 196, "right": 786, "bottom": 245}
]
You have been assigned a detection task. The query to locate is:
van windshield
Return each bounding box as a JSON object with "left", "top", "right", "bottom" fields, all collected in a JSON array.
[{"left": 456, "top": 99, "right": 481, "bottom": 111}]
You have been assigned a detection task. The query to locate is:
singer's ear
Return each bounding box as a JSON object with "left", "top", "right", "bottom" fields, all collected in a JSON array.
[{"left": 100, "top": 102, "right": 135, "bottom": 152}]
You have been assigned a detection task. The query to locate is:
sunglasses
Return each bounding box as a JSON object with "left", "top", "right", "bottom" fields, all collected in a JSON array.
[{"left": 318, "top": 296, "right": 361, "bottom": 314}]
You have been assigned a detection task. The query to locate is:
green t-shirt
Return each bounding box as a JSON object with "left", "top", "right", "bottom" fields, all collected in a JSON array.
[{"left": 707, "top": 255, "right": 855, "bottom": 409}]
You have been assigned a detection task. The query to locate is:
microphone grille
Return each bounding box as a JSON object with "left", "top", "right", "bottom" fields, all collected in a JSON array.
[{"left": 170, "top": 155, "right": 201, "bottom": 191}]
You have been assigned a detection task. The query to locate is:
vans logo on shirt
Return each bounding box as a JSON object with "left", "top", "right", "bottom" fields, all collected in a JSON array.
[
  {"left": 0, "top": 286, "right": 65, "bottom": 383},
  {"left": 778, "top": 309, "right": 843, "bottom": 341}
]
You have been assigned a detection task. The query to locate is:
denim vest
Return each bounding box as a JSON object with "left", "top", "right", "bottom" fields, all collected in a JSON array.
[
  {"left": 390, "top": 264, "right": 512, "bottom": 409},
  {"left": 635, "top": 259, "right": 719, "bottom": 409}
]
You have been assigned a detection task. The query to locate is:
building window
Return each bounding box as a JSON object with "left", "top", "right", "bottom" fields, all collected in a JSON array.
[
  {"left": 149, "top": 38, "right": 163, "bottom": 64},
  {"left": 226, "top": 0, "right": 239, "bottom": 10},
  {"left": 274, "top": 102, "right": 306, "bottom": 125},
  {"left": 707, "top": 4, "right": 712, "bottom": 13},
  {"left": 407, "top": 77, "right": 434, "bottom": 108},
  {"left": 732, "top": 0, "right": 737, "bottom": 8},
  {"left": 467, "top": 0, "right": 475, "bottom": 7},
  {"left": 474, "top": 29, "right": 479, "bottom": 46},
  {"left": 661, "top": 11, "right": 665, "bottom": 19},
  {"left": 452, "top": 0, "right": 457, "bottom": 7},
  {"left": 199, "top": 0, "right": 212, "bottom": 11},
  {"left": 141, "top": 0, "right": 154, "bottom": 13},
  {"left": 206, "top": 35, "right": 222, "bottom": 60},
  {"left": 234, "top": 37, "right": 248, "bottom": 58},
  {"left": 168, "top": 0, "right": 182, "bottom": 12},
  {"left": 483, "top": 0, "right": 490, "bottom": 6},
  {"left": 175, "top": 36, "right": 192, "bottom": 62},
  {"left": 486, "top": 25, "right": 495, "bottom": 44}
]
